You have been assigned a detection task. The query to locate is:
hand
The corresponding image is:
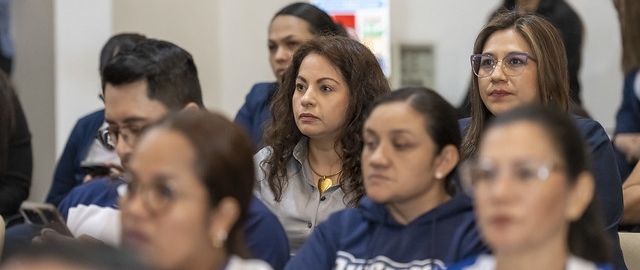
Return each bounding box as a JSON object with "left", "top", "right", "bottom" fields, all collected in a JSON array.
[
  {"left": 83, "top": 162, "right": 125, "bottom": 183},
  {"left": 33, "top": 228, "right": 103, "bottom": 244},
  {"left": 614, "top": 133, "right": 640, "bottom": 163},
  {"left": 32, "top": 228, "right": 74, "bottom": 244},
  {"left": 104, "top": 162, "right": 125, "bottom": 174}
]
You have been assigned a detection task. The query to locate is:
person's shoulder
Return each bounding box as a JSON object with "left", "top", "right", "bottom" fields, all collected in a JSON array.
[
  {"left": 69, "top": 109, "right": 105, "bottom": 138},
  {"left": 226, "top": 255, "right": 273, "bottom": 270},
  {"left": 254, "top": 146, "right": 273, "bottom": 162},
  {"left": 248, "top": 82, "right": 278, "bottom": 97},
  {"left": 76, "top": 109, "right": 105, "bottom": 126},
  {"left": 448, "top": 254, "right": 494, "bottom": 270},
  {"left": 321, "top": 205, "right": 367, "bottom": 230},
  {"left": 62, "top": 177, "right": 121, "bottom": 206},
  {"left": 571, "top": 115, "right": 608, "bottom": 139},
  {"left": 251, "top": 82, "right": 277, "bottom": 90},
  {"left": 248, "top": 197, "right": 277, "bottom": 220},
  {"left": 458, "top": 117, "right": 471, "bottom": 132},
  {"left": 567, "top": 255, "right": 613, "bottom": 270}
]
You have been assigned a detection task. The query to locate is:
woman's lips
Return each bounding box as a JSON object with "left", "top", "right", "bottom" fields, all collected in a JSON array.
[
  {"left": 366, "top": 173, "right": 389, "bottom": 182},
  {"left": 299, "top": 113, "right": 318, "bottom": 121},
  {"left": 490, "top": 214, "right": 514, "bottom": 229},
  {"left": 489, "top": 89, "right": 511, "bottom": 98},
  {"left": 122, "top": 229, "right": 150, "bottom": 247}
]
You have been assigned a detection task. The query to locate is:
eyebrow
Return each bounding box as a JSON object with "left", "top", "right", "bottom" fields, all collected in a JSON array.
[
  {"left": 269, "top": 34, "right": 296, "bottom": 43},
  {"left": 105, "top": 116, "right": 150, "bottom": 126},
  {"left": 480, "top": 51, "right": 531, "bottom": 57},
  {"left": 364, "top": 128, "right": 414, "bottom": 136},
  {"left": 296, "top": 76, "right": 307, "bottom": 84},
  {"left": 317, "top": 77, "right": 340, "bottom": 85}
]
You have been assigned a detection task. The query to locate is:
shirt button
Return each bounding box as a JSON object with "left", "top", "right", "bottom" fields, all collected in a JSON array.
[
  {"left": 307, "top": 222, "right": 312, "bottom": 228},
  {"left": 320, "top": 196, "right": 326, "bottom": 201}
]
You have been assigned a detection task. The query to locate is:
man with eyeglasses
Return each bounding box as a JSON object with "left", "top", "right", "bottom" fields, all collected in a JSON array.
[
  {"left": 6, "top": 39, "right": 290, "bottom": 269},
  {"left": 44, "top": 33, "right": 146, "bottom": 208}
]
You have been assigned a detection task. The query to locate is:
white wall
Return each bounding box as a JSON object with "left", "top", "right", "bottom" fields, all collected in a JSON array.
[
  {"left": 112, "top": 0, "right": 296, "bottom": 117},
  {"left": 11, "top": 0, "right": 623, "bottom": 202},
  {"left": 54, "top": 0, "right": 112, "bottom": 157},
  {"left": 571, "top": 0, "right": 622, "bottom": 132},
  {"left": 12, "top": 0, "right": 56, "bottom": 203},
  {"left": 112, "top": 0, "right": 219, "bottom": 114},
  {"left": 12, "top": 0, "right": 112, "bottom": 202}
]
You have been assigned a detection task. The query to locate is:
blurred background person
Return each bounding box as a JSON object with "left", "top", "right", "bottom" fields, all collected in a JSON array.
[
  {"left": 235, "top": 2, "right": 347, "bottom": 147},
  {"left": 0, "top": 70, "right": 31, "bottom": 222},
  {"left": 0, "top": 0, "right": 13, "bottom": 76},
  {"left": 612, "top": 0, "right": 640, "bottom": 180},
  {"left": 611, "top": 0, "right": 640, "bottom": 229},
  {"left": 2, "top": 241, "right": 143, "bottom": 270},
  {"left": 456, "top": 105, "right": 612, "bottom": 269},
  {"left": 120, "top": 110, "right": 272, "bottom": 270}
]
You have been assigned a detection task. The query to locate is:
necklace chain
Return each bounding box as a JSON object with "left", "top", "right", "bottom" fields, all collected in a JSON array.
[{"left": 308, "top": 160, "right": 342, "bottom": 179}]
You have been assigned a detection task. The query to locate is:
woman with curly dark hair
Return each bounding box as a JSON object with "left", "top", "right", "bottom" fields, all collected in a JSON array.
[{"left": 254, "top": 35, "right": 389, "bottom": 253}]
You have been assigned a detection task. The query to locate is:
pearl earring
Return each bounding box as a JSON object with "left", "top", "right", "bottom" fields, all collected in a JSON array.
[{"left": 435, "top": 172, "right": 443, "bottom": 179}]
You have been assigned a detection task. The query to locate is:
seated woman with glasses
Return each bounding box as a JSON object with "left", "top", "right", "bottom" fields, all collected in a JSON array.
[
  {"left": 119, "top": 110, "right": 273, "bottom": 270},
  {"left": 286, "top": 87, "right": 487, "bottom": 269},
  {"left": 453, "top": 105, "right": 612, "bottom": 269},
  {"left": 460, "top": 11, "right": 626, "bottom": 269}
]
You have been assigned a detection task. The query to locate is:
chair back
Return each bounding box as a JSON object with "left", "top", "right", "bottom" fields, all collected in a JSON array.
[{"left": 620, "top": 232, "right": 640, "bottom": 270}]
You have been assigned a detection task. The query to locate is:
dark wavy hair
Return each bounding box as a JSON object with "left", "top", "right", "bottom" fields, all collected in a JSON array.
[
  {"left": 485, "top": 105, "right": 611, "bottom": 263},
  {"left": 262, "top": 35, "right": 390, "bottom": 207},
  {"left": 462, "top": 11, "right": 570, "bottom": 161},
  {"left": 273, "top": 2, "right": 347, "bottom": 37},
  {"left": 155, "top": 110, "right": 255, "bottom": 258},
  {"left": 363, "top": 87, "right": 461, "bottom": 195}
]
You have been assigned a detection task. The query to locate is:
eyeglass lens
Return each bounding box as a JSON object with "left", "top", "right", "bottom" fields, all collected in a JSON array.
[
  {"left": 471, "top": 53, "right": 531, "bottom": 77},
  {"left": 120, "top": 176, "right": 177, "bottom": 214}
]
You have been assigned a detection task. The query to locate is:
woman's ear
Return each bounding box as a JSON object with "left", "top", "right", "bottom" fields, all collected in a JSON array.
[
  {"left": 434, "top": 145, "right": 460, "bottom": 180},
  {"left": 208, "top": 197, "right": 240, "bottom": 248},
  {"left": 181, "top": 102, "right": 200, "bottom": 112},
  {"left": 565, "top": 172, "right": 594, "bottom": 221}
]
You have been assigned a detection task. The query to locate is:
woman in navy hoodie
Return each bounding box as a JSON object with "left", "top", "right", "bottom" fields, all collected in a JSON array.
[
  {"left": 454, "top": 105, "right": 612, "bottom": 270},
  {"left": 285, "top": 87, "right": 488, "bottom": 269}
]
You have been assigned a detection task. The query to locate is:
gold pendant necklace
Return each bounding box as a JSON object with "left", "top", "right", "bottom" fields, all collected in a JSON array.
[{"left": 308, "top": 161, "right": 342, "bottom": 196}]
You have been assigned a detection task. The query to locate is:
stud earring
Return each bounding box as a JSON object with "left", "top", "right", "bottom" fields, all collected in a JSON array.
[
  {"left": 435, "top": 172, "right": 443, "bottom": 179},
  {"left": 211, "top": 230, "right": 228, "bottom": 248}
]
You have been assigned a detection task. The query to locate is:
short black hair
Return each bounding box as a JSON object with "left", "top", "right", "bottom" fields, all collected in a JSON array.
[
  {"left": 99, "top": 33, "right": 146, "bottom": 72},
  {"left": 101, "top": 39, "right": 204, "bottom": 110}
]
